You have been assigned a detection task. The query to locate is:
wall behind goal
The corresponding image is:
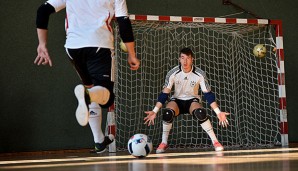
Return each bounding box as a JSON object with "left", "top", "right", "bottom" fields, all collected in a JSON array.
[{"left": 0, "top": 0, "right": 297, "bottom": 153}]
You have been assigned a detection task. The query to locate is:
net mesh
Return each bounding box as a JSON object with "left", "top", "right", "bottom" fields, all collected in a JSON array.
[{"left": 112, "top": 19, "right": 281, "bottom": 151}]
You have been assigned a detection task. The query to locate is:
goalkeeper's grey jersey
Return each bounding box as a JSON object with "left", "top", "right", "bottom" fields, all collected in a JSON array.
[{"left": 163, "top": 65, "right": 211, "bottom": 100}]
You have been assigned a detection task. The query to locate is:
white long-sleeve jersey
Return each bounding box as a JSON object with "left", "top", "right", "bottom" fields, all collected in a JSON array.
[
  {"left": 163, "top": 65, "right": 212, "bottom": 100},
  {"left": 47, "top": 0, "right": 128, "bottom": 49}
]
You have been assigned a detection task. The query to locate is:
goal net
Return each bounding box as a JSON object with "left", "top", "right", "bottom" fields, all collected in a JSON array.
[{"left": 112, "top": 16, "right": 286, "bottom": 151}]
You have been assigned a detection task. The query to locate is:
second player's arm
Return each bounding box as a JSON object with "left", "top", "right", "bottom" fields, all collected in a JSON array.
[
  {"left": 34, "top": 2, "right": 56, "bottom": 67},
  {"left": 117, "top": 16, "right": 140, "bottom": 70}
]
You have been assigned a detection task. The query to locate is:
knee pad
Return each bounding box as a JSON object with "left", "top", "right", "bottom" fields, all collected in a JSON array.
[
  {"left": 88, "top": 86, "right": 110, "bottom": 105},
  {"left": 192, "top": 108, "right": 208, "bottom": 124},
  {"left": 162, "top": 108, "right": 175, "bottom": 123}
]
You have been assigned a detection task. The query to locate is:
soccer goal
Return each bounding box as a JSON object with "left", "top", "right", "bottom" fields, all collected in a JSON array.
[{"left": 111, "top": 15, "right": 287, "bottom": 151}]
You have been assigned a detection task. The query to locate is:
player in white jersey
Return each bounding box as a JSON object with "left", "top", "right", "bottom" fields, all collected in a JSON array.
[
  {"left": 34, "top": 0, "right": 140, "bottom": 153},
  {"left": 144, "top": 48, "right": 229, "bottom": 153}
]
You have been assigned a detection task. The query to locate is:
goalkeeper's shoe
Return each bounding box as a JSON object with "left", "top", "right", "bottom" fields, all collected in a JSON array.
[
  {"left": 94, "top": 134, "right": 115, "bottom": 154},
  {"left": 156, "top": 142, "right": 169, "bottom": 154},
  {"left": 213, "top": 141, "right": 224, "bottom": 151},
  {"left": 74, "top": 84, "right": 90, "bottom": 126}
]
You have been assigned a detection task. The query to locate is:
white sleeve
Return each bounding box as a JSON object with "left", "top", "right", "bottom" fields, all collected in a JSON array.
[
  {"left": 47, "top": 0, "right": 66, "bottom": 12},
  {"left": 114, "top": 0, "right": 128, "bottom": 17},
  {"left": 164, "top": 73, "right": 175, "bottom": 90},
  {"left": 199, "top": 74, "right": 211, "bottom": 93}
]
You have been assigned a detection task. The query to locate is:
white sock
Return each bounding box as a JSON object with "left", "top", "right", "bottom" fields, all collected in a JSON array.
[
  {"left": 161, "top": 122, "right": 172, "bottom": 144},
  {"left": 88, "top": 102, "right": 104, "bottom": 143},
  {"left": 200, "top": 119, "right": 218, "bottom": 143}
]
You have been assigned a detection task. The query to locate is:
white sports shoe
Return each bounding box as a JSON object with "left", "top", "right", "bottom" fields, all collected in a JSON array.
[
  {"left": 213, "top": 141, "right": 224, "bottom": 152},
  {"left": 74, "top": 84, "right": 89, "bottom": 126}
]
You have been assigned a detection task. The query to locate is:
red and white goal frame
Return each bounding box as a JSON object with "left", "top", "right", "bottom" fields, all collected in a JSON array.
[{"left": 110, "top": 15, "right": 288, "bottom": 151}]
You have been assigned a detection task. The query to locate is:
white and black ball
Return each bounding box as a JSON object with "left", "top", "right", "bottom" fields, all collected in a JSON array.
[{"left": 127, "top": 133, "right": 153, "bottom": 158}]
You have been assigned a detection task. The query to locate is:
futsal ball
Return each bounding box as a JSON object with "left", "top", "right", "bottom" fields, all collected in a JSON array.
[
  {"left": 253, "top": 44, "right": 267, "bottom": 58},
  {"left": 127, "top": 133, "right": 153, "bottom": 158},
  {"left": 120, "top": 40, "right": 128, "bottom": 53}
]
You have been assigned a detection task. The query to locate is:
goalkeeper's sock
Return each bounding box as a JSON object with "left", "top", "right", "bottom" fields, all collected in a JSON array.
[
  {"left": 200, "top": 119, "right": 218, "bottom": 143},
  {"left": 88, "top": 102, "right": 104, "bottom": 143},
  {"left": 161, "top": 122, "right": 172, "bottom": 144}
]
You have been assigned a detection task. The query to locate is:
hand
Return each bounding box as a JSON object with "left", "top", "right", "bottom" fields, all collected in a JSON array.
[
  {"left": 128, "top": 55, "right": 140, "bottom": 70},
  {"left": 144, "top": 111, "right": 157, "bottom": 126},
  {"left": 217, "top": 112, "right": 230, "bottom": 128},
  {"left": 34, "top": 44, "right": 52, "bottom": 67}
]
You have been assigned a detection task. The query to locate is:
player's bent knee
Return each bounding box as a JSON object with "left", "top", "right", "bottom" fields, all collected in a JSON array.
[
  {"left": 192, "top": 108, "right": 208, "bottom": 123},
  {"left": 88, "top": 86, "right": 110, "bottom": 105},
  {"left": 100, "top": 92, "right": 114, "bottom": 108},
  {"left": 162, "top": 108, "right": 175, "bottom": 123}
]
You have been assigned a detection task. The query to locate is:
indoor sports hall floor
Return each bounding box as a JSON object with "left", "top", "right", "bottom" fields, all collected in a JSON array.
[{"left": 0, "top": 147, "right": 298, "bottom": 171}]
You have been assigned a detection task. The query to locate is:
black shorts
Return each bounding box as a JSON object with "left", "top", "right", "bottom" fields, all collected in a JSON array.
[
  {"left": 66, "top": 47, "right": 115, "bottom": 107},
  {"left": 169, "top": 98, "right": 201, "bottom": 115},
  {"left": 66, "top": 47, "right": 114, "bottom": 86}
]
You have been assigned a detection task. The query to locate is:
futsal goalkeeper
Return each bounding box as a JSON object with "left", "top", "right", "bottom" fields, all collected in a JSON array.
[{"left": 144, "top": 47, "right": 229, "bottom": 153}]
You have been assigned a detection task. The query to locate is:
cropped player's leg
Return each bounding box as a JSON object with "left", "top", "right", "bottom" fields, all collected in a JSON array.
[
  {"left": 89, "top": 83, "right": 115, "bottom": 153},
  {"left": 67, "top": 47, "right": 115, "bottom": 153},
  {"left": 156, "top": 101, "right": 179, "bottom": 153},
  {"left": 190, "top": 103, "right": 224, "bottom": 151},
  {"left": 86, "top": 85, "right": 114, "bottom": 153},
  {"left": 87, "top": 48, "right": 115, "bottom": 153}
]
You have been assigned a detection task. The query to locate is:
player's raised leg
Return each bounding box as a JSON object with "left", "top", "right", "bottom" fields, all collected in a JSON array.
[{"left": 74, "top": 84, "right": 110, "bottom": 125}]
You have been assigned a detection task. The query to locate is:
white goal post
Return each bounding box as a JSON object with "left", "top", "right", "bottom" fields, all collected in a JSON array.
[{"left": 110, "top": 15, "right": 287, "bottom": 151}]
